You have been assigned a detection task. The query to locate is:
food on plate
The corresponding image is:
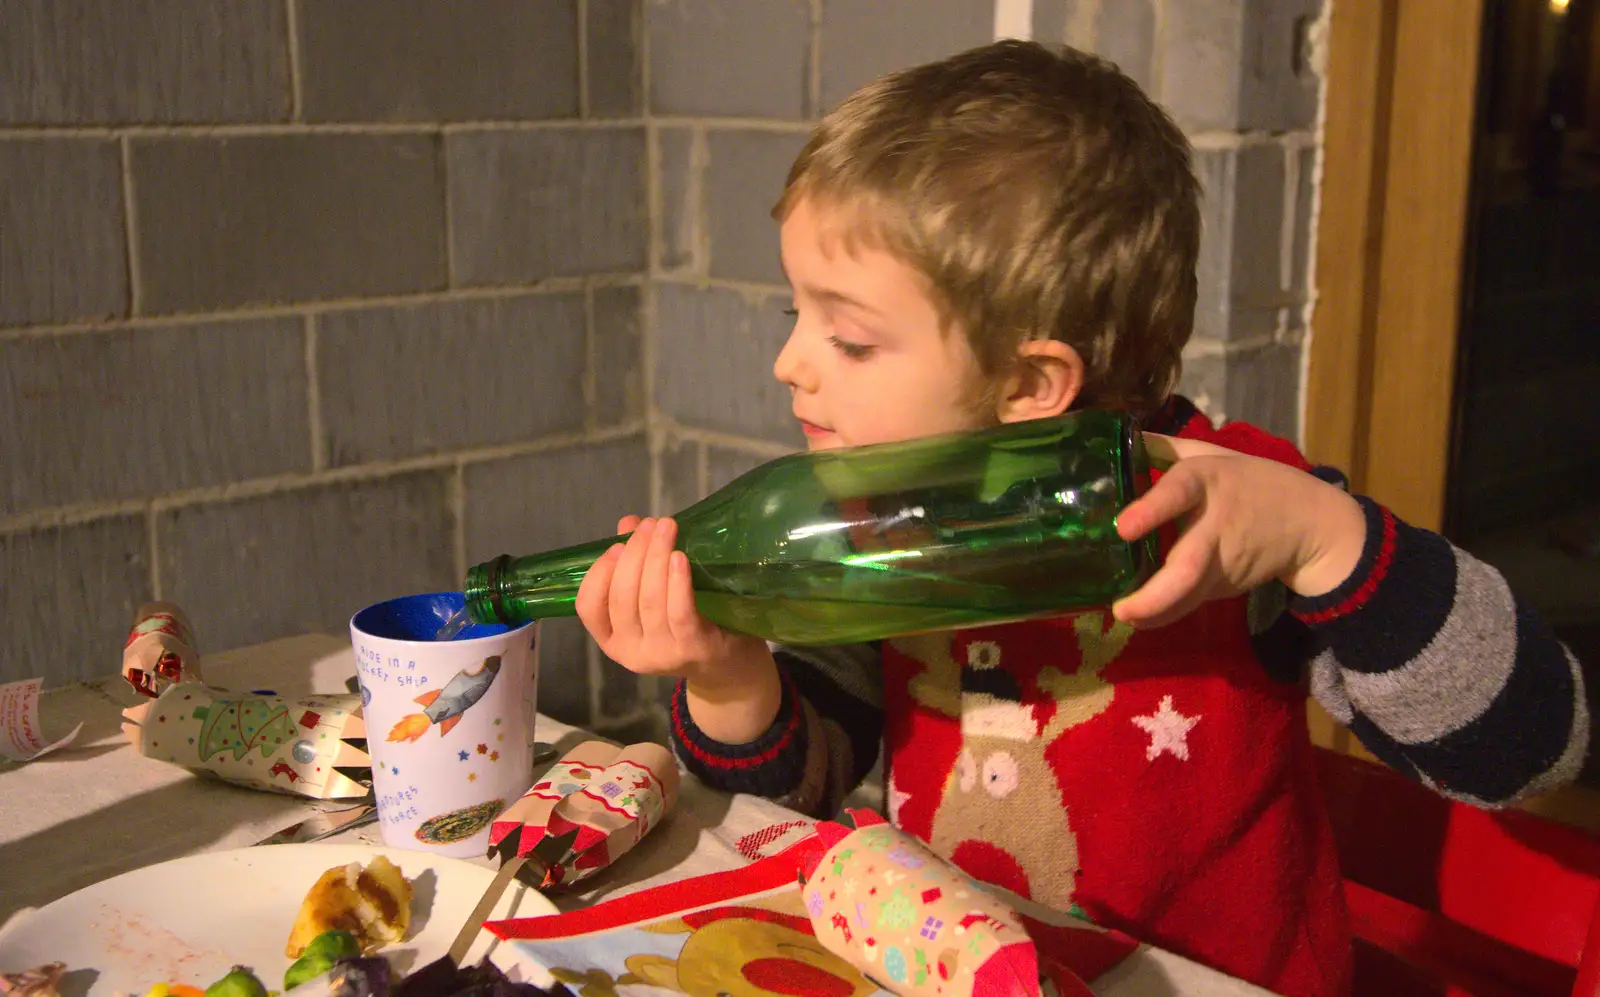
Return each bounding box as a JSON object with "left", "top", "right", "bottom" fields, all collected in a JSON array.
[
  {"left": 286, "top": 931, "right": 364, "bottom": 990},
  {"left": 282, "top": 958, "right": 391, "bottom": 997},
  {"left": 287, "top": 855, "right": 413, "bottom": 957},
  {"left": 390, "top": 957, "right": 571, "bottom": 997},
  {"left": 203, "top": 968, "right": 267, "bottom": 997},
  {"left": 281, "top": 955, "right": 573, "bottom": 997},
  {"left": 0, "top": 963, "right": 64, "bottom": 997}
]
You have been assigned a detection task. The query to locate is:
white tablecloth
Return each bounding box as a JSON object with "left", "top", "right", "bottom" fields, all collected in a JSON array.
[{"left": 0, "top": 634, "right": 1273, "bottom": 996}]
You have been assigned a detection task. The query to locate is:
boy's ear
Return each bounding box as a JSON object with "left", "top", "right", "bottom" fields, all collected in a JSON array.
[{"left": 996, "top": 339, "right": 1085, "bottom": 422}]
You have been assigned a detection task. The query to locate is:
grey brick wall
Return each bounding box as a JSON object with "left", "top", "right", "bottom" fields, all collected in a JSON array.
[
  {"left": 3, "top": 0, "right": 1325, "bottom": 741},
  {"left": 0, "top": 1, "right": 659, "bottom": 740}
]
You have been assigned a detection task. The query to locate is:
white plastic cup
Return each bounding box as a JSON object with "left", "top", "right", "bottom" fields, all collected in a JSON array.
[{"left": 350, "top": 592, "right": 539, "bottom": 858}]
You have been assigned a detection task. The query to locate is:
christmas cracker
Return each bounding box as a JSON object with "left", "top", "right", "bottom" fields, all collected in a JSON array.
[
  {"left": 118, "top": 603, "right": 371, "bottom": 800},
  {"left": 121, "top": 601, "right": 201, "bottom": 697},
  {"left": 801, "top": 814, "right": 1046, "bottom": 997},
  {"left": 488, "top": 740, "right": 678, "bottom": 888}
]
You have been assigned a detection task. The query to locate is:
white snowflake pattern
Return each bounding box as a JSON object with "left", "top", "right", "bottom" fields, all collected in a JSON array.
[{"left": 1131, "top": 695, "right": 1200, "bottom": 761}]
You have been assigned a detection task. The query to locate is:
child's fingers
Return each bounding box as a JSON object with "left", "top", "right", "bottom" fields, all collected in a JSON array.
[
  {"left": 606, "top": 518, "right": 656, "bottom": 640},
  {"left": 637, "top": 517, "right": 678, "bottom": 639},
  {"left": 1142, "top": 433, "right": 1236, "bottom": 468},
  {"left": 575, "top": 543, "right": 625, "bottom": 645},
  {"left": 1117, "top": 465, "right": 1204, "bottom": 541},
  {"left": 617, "top": 514, "right": 643, "bottom": 535},
  {"left": 665, "top": 550, "right": 703, "bottom": 645},
  {"left": 1112, "top": 529, "right": 1214, "bottom": 628}
]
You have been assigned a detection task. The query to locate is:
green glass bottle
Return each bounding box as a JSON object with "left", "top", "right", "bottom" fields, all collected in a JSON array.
[{"left": 463, "top": 410, "right": 1158, "bottom": 645}]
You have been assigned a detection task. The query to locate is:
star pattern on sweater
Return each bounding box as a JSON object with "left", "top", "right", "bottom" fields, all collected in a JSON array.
[
  {"left": 1131, "top": 695, "right": 1199, "bottom": 761},
  {"left": 887, "top": 769, "right": 911, "bottom": 824}
]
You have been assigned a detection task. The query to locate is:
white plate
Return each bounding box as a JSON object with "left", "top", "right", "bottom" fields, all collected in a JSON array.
[{"left": 0, "top": 844, "right": 558, "bottom": 997}]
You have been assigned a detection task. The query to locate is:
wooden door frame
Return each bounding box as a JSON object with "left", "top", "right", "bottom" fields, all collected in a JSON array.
[
  {"left": 1306, "top": 0, "right": 1600, "bottom": 829},
  {"left": 1304, "top": 0, "right": 1485, "bottom": 532}
]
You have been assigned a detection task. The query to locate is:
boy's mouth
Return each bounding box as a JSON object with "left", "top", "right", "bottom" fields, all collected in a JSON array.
[{"left": 798, "top": 420, "right": 832, "bottom": 438}]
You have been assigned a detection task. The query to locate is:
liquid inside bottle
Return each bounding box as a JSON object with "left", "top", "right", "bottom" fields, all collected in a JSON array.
[{"left": 464, "top": 410, "right": 1156, "bottom": 645}]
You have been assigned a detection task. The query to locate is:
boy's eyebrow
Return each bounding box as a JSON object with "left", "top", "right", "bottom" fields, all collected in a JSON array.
[{"left": 809, "top": 286, "right": 885, "bottom": 318}]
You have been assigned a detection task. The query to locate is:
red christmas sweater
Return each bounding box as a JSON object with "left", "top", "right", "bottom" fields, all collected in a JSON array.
[{"left": 669, "top": 397, "right": 1589, "bottom": 997}]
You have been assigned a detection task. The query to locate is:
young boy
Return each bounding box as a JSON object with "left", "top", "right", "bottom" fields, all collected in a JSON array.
[{"left": 574, "top": 41, "right": 1587, "bottom": 997}]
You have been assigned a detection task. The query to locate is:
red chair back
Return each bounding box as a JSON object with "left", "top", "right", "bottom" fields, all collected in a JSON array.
[{"left": 1314, "top": 747, "right": 1600, "bottom": 997}]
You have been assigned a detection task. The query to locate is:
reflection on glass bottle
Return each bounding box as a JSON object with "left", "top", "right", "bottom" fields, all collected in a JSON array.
[{"left": 464, "top": 410, "right": 1158, "bottom": 645}]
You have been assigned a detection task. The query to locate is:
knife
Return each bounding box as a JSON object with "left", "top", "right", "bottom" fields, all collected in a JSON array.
[
  {"left": 254, "top": 803, "right": 378, "bottom": 846},
  {"left": 445, "top": 827, "right": 578, "bottom": 965}
]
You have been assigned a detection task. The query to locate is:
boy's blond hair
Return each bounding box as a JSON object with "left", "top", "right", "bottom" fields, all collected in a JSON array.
[{"left": 774, "top": 40, "right": 1199, "bottom": 417}]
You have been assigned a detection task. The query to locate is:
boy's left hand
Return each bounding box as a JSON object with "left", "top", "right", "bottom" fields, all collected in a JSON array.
[{"left": 1111, "top": 434, "right": 1368, "bottom": 629}]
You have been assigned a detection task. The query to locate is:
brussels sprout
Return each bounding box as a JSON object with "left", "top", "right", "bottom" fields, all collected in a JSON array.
[
  {"left": 204, "top": 967, "right": 267, "bottom": 997},
  {"left": 284, "top": 932, "right": 363, "bottom": 990}
]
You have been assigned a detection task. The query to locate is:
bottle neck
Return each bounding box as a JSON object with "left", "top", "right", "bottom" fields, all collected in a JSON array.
[{"left": 464, "top": 535, "right": 623, "bottom": 625}]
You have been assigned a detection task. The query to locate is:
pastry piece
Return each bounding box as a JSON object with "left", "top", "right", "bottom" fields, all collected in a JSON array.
[
  {"left": 0, "top": 964, "right": 64, "bottom": 997},
  {"left": 286, "top": 855, "right": 413, "bottom": 958}
]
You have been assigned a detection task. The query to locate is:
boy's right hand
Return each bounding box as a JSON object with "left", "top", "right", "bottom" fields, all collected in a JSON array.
[{"left": 575, "top": 515, "right": 774, "bottom": 694}]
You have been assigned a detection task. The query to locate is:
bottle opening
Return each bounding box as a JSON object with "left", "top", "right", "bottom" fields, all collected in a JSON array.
[{"left": 463, "top": 554, "right": 513, "bottom": 625}]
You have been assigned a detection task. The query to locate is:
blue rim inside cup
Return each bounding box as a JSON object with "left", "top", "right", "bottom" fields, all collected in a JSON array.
[{"left": 350, "top": 592, "right": 525, "bottom": 642}]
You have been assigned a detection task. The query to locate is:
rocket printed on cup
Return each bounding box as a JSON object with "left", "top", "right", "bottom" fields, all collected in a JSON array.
[{"left": 386, "top": 656, "right": 502, "bottom": 742}]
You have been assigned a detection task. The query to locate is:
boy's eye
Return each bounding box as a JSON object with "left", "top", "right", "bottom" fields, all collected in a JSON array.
[
  {"left": 828, "top": 335, "right": 875, "bottom": 360},
  {"left": 781, "top": 306, "right": 799, "bottom": 317}
]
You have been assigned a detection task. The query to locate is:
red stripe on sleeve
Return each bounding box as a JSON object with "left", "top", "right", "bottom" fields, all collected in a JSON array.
[
  {"left": 1294, "top": 507, "right": 1397, "bottom": 625},
  {"left": 671, "top": 674, "right": 804, "bottom": 771}
]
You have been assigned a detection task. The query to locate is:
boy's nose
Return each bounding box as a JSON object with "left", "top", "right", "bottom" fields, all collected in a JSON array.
[{"left": 773, "top": 330, "right": 817, "bottom": 394}]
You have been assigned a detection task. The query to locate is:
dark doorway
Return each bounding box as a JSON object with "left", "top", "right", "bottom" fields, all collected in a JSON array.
[{"left": 1450, "top": 0, "right": 1600, "bottom": 773}]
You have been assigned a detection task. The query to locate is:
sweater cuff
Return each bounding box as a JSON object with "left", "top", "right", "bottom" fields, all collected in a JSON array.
[
  {"left": 669, "top": 672, "right": 810, "bottom": 797},
  {"left": 1288, "top": 495, "right": 1397, "bottom": 625}
]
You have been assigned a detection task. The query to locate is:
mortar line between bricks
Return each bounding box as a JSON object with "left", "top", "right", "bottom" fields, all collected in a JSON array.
[
  {"left": 1280, "top": 145, "right": 1300, "bottom": 297},
  {"left": 0, "top": 120, "right": 647, "bottom": 140},
  {"left": 1187, "top": 129, "right": 1317, "bottom": 150},
  {"left": 638, "top": 0, "right": 653, "bottom": 123},
  {"left": 639, "top": 0, "right": 664, "bottom": 520},
  {"left": 0, "top": 118, "right": 816, "bottom": 140},
  {"left": 0, "top": 279, "right": 650, "bottom": 340},
  {"left": 146, "top": 506, "right": 162, "bottom": 600},
  {"left": 1065, "top": 0, "right": 1101, "bottom": 49},
  {"left": 655, "top": 420, "right": 798, "bottom": 458},
  {"left": 439, "top": 130, "right": 457, "bottom": 287},
  {"left": 284, "top": 0, "right": 304, "bottom": 122},
  {"left": 652, "top": 273, "right": 788, "bottom": 298},
  {"left": 808, "top": 0, "right": 823, "bottom": 119},
  {"left": 645, "top": 122, "right": 664, "bottom": 274},
  {"left": 1182, "top": 333, "right": 1281, "bottom": 359},
  {"left": 651, "top": 117, "right": 814, "bottom": 132},
  {"left": 0, "top": 422, "right": 650, "bottom": 536},
  {"left": 1150, "top": 0, "right": 1169, "bottom": 100},
  {"left": 118, "top": 135, "right": 142, "bottom": 317},
  {"left": 305, "top": 314, "right": 325, "bottom": 472},
  {"left": 451, "top": 463, "right": 467, "bottom": 582},
  {"left": 583, "top": 281, "right": 598, "bottom": 434},
  {"left": 577, "top": 0, "right": 591, "bottom": 120},
  {"left": 688, "top": 125, "right": 710, "bottom": 277}
]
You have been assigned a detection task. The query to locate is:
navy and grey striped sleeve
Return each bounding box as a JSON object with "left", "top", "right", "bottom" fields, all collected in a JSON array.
[
  {"left": 1293, "top": 495, "right": 1589, "bottom": 805},
  {"left": 669, "top": 642, "right": 883, "bottom": 817}
]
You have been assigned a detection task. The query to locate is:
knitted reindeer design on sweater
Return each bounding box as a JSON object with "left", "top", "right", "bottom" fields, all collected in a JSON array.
[{"left": 895, "top": 613, "right": 1134, "bottom": 911}]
